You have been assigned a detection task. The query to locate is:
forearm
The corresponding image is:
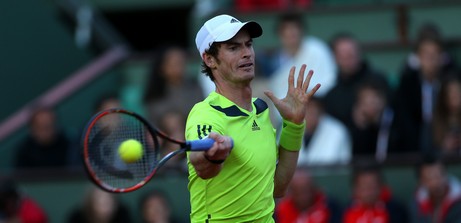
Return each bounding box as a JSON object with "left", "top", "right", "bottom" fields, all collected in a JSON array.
[
  {"left": 274, "top": 147, "right": 299, "bottom": 198},
  {"left": 189, "top": 152, "right": 223, "bottom": 179},
  {"left": 273, "top": 119, "right": 305, "bottom": 198}
]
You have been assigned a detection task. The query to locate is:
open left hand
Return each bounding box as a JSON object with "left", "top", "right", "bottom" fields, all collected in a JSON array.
[{"left": 264, "top": 64, "right": 321, "bottom": 124}]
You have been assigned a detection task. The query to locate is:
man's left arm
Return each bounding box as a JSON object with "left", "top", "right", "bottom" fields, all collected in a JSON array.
[{"left": 265, "top": 64, "right": 320, "bottom": 198}]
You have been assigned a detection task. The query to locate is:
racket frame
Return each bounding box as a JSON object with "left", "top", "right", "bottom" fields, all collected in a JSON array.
[{"left": 82, "top": 108, "right": 189, "bottom": 193}]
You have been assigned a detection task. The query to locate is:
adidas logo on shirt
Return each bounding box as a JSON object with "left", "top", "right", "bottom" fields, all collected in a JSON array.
[{"left": 252, "top": 120, "right": 260, "bottom": 131}]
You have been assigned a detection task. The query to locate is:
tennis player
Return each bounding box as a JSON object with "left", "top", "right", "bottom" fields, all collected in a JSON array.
[{"left": 186, "top": 14, "right": 320, "bottom": 222}]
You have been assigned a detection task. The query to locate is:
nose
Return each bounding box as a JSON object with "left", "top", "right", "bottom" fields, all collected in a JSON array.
[{"left": 242, "top": 45, "right": 253, "bottom": 58}]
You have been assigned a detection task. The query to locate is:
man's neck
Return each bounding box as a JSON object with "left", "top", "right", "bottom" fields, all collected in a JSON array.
[{"left": 216, "top": 83, "right": 253, "bottom": 111}]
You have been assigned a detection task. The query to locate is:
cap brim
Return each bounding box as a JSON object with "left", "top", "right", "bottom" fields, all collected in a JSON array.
[{"left": 243, "top": 21, "right": 263, "bottom": 38}]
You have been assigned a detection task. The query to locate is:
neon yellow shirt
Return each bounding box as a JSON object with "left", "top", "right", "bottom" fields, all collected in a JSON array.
[{"left": 186, "top": 92, "right": 277, "bottom": 223}]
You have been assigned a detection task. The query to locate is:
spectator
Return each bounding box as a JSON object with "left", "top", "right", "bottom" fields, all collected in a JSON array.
[
  {"left": 0, "top": 177, "right": 48, "bottom": 223},
  {"left": 235, "top": 0, "right": 312, "bottom": 12},
  {"left": 143, "top": 45, "right": 204, "bottom": 125},
  {"left": 156, "top": 109, "right": 188, "bottom": 174},
  {"left": 323, "top": 32, "right": 390, "bottom": 128},
  {"left": 349, "top": 80, "right": 412, "bottom": 161},
  {"left": 67, "top": 185, "right": 132, "bottom": 223},
  {"left": 433, "top": 74, "right": 461, "bottom": 157},
  {"left": 298, "top": 96, "right": 351, "bottom": 166},
  {"left": 15, "top": 106, "right": 73, "bottom": 169},
  {"left": 139, "top": 189, "right": 179, "bottom": 223},
  {"left": 67, "top": 93, "right": 123, "bottom": 168},
  {"left": 409, "top": 156, "right": 461, "bottom": 223},
  {"left": 343, "top": 163, "right": 408, "bottom": 223},
  {"left": 94, "top": 93, "right": 122, "bottom": 112},
  {"left": 263, "top": 12, "right": 337, "bottom": 126},
  {"left": 394, "top": 34, "right": 453, "bottom": 154},
  {"left": 275, "top": 167, "right": 342, "bottom": 223},
  {"left": 401, "top": 23, "right": 458, "bottom": 82}
]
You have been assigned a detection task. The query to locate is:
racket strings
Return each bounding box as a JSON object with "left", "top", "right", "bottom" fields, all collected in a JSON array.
[{"left": 87, "top": 113, "right": 158, "bottom": 190}]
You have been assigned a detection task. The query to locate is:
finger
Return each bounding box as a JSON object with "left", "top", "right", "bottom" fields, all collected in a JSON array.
[
  {"left": 287, "top": 66, "right": 295, "bottom": 91},
  {"left": 302, "top": 70, "right": 314, "bottom": 92},
  {"left": 264, "top": 90, "right": 279, "bottom": 104},
  {"left": 208, "top": 132, "right": 224, "bottom": 143},
  {"left": 205, "top": 146, "right": 218, "bottom": 156},
  {"left": 307, "top": 83, "right": 321, "bottom": 97},
  {"left": 297, "top": 64, "right": 306, "bottom": 89}
]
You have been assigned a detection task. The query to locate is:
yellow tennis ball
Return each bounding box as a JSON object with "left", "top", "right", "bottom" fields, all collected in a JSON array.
[{"left": 118, "top": 139, "right": 143, "bottom": 163}]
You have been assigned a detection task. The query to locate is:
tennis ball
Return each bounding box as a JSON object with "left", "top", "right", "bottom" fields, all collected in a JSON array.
[{"left": 118, "top": 139, "right": 143, "bottom": 163}]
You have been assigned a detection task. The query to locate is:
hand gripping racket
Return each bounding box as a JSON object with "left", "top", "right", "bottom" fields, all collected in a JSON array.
[{"left": 82, "top": 108, "right": 224, "bottom": 193}]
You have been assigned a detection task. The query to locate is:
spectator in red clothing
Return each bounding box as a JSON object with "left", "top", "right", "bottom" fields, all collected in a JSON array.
[
  {"left": 235, "top": 0, "right": 312, "bottom": 12},
  {"left": 0, "top": 177, "right": 48, "bottom": 223},
  {"left": 409, "top": 156, "right": 461, "bottom": 223},
  {"left": 275, "top": 167, "right": 342, "bottom": 223},
  {"left": 343, "top": 163, "right": 408, "bottom": 223}
]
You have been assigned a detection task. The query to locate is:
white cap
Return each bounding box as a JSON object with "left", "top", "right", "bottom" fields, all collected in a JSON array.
[{"left": 195, "top": 14, "right": 263, "bottom": 57}]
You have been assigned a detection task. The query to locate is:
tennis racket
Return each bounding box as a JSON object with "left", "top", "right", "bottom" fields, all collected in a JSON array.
[{"left": 82, "top": 108, "right": 220, "bottom": 193}]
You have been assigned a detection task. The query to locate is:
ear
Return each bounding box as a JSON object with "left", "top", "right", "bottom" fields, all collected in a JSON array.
[{"left": 203, "top": 54, "right": 216, "bottom": 69}]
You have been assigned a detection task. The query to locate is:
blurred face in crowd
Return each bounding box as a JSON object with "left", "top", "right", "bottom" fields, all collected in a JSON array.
[
  {"left": 159, "top": 111, "right": 186, "bottom": 157},
  {"left": 30, "top": 109, "right": 56, "bottom": 146},
  {"left": 289, "top": 169, "right": 315, "bottom": 210},
  {"left": 162, "top": 47, "right": 187, "bottom": 85},
  {"left": 333, "top": 38, "right": 361, "bottom": 77},
  {"left": 96, "top": 97, "right": 122, "bottom": 132},
  {"left": 304, "top": 99, "right": 322, "bottom": 133},
  {"left": 354, "top": 172, "right": 381, "bottom": 206},
  {"left": 446, "top": 81, "right": 461, "bottom": 114},
  {"left": 87, "top": 188, "right": 117, "bottom": 221},
  {"left": 98, "top": 98, "right": 121, "bottom": 111},
  {"left": 418, "top": 40, "right": 442, "bottom": 81},
  {"left": 278, "top": 21, "right": 303, "bottom": 56},
  {"left": 142, "top": 194, "right": 171, "bottom": 223},
  {"left": 420, "top": 163, "right": 448, "bottom": 199},
  {"left": 354, "top": 87, "right": 386, "bottom": 125}
]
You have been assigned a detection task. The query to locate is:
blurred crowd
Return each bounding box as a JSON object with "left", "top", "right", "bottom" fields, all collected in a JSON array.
[{"left": 7, "top": 3, "right": 461, "bottom": 223}]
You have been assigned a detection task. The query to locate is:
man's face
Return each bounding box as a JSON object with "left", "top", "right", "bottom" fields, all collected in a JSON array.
[
  {"left": 355, "top": 88, "right": 386, "bottom": 121},
  {"left": 418, "top": 40, "right": 442, "bottom": 79},
  {"left": 162, "top": 47, "right": 187, "bottom": 83},
  {"left": 279, "top": 22, "right": 303, "bottom": 53},
  {"left": 142, "top": 196, "right": 170, "bottom": 223},
  {"left": 31, "top": 110, "right": 56, "bottom": 145},
  {"left": 354, "top": 173, "right": 381, "bottom": 206},
  {"left": 447, "top": 81, "right": 461, "bottom": 113},
  {"left": 289, "top": 171, "right": 315, "bottom": 210},
  {"left": 304, "top": 99, "right": 321, "bottom": 132},
  {"left": 212, "top": 30, "right": 256, "bottom": 86},
  {"left": 420, "top": 163, "right": 447, "bottom": 196},
  {"left": 334, "top": 38, "right": 361, "bottom": 77}
]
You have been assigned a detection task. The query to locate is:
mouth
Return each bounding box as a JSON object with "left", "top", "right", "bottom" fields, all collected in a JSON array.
[{"left": 238, "top": 62, "right": 254, "bottom": 69}]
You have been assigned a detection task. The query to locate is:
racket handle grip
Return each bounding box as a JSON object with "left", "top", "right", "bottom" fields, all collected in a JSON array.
[{"left": 188, "top": 138, "right": 215, "bottom": 151}]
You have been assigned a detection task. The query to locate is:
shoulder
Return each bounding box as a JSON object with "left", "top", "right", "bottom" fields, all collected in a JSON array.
[
  {"left": 253, "top": 98, "right": 269, "bottom": 115},
  {"left": 305, "top": 36, "right": 330, "bottom": 49},
  {"left": 303, "top": 36, "right": 333, "bottom": 55},
  {"left": 185, "top": 93, "right": 228, "bottom": 138}
]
